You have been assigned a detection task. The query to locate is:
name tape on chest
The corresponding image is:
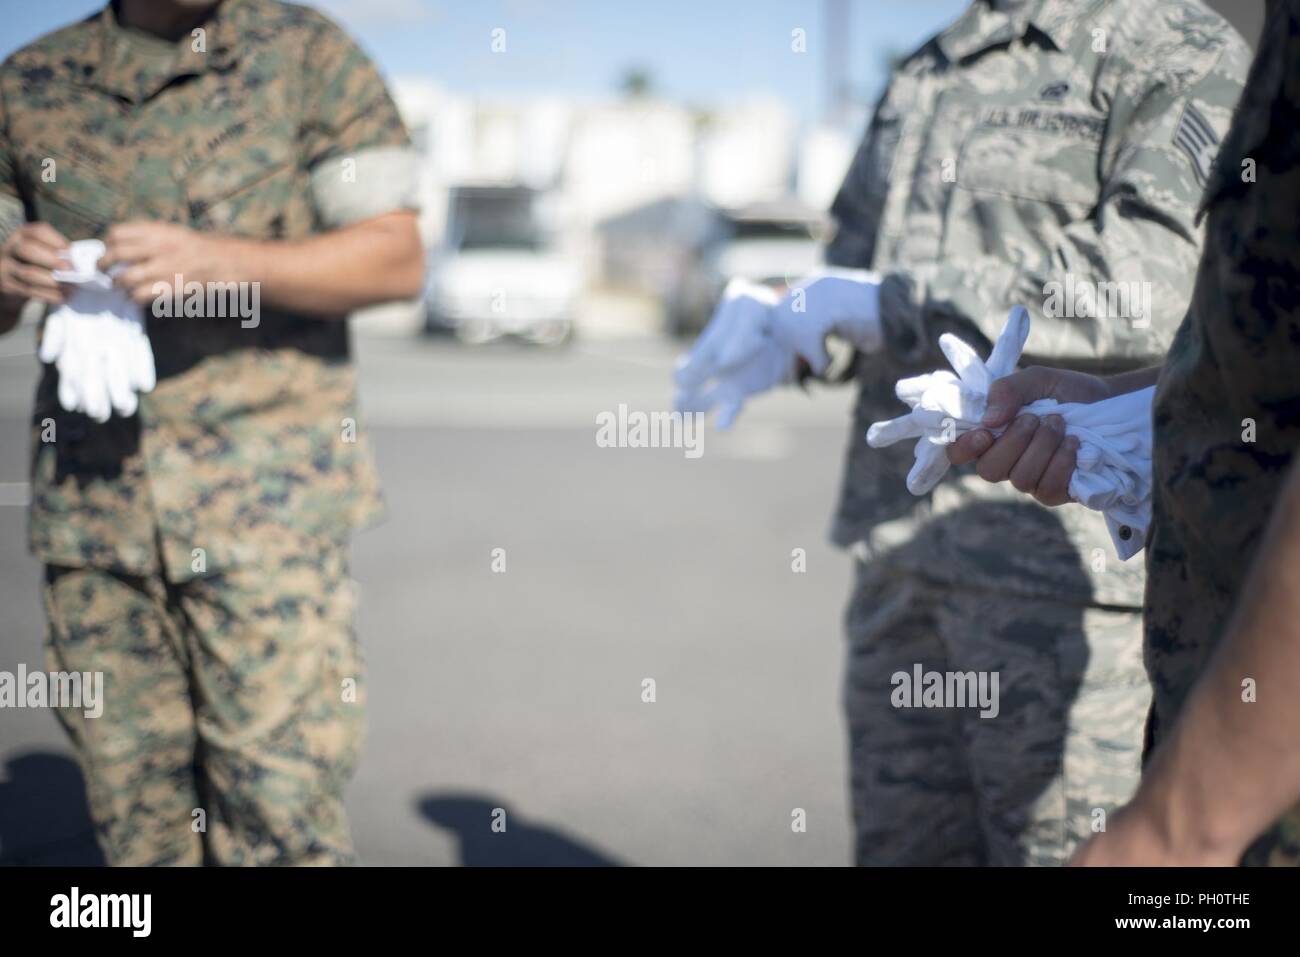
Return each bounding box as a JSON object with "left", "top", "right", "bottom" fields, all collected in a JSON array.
[{"left": 980, "top": 106, "right": 1105, "bottom": 143}]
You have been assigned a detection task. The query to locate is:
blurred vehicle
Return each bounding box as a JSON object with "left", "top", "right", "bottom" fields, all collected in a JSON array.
[
  {"left": 667, "top": 200, "right": 826, "bottom": 337},
  {"left": 423, "top": 184, "right": 581, "bottom": 346}
]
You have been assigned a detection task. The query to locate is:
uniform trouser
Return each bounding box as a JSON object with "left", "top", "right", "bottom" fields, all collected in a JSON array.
[
  {"left": 844, "top": 559, "right": 1149, "bottom": 866},
  {"left": 42, "top": 541, "right": 364, "bottom": 866}
]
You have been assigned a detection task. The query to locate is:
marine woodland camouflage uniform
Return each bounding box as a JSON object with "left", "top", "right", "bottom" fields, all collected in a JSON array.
[
  {"left": 824, "top": 0, "right": 1248, "bottom": 864},
  {"left": 0, "top": 0, "right": 418, "bottom": 864},
  {"left": 1147, "top": 0, "right": 1300, "bottom": 866}
]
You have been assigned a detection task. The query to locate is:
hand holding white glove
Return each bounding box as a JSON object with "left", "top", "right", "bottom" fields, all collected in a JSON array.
[
  {"left": 865, "top": 305, "right": 1155, "bottom": 559},
  {"left": 673, "top": 279, "right": 796, "bottom": 429},
  {"left": 866, "top": 305, "right": 1031, "bottom": 495},
  {"left": 39, "top": 239, "right": 155, "bottom": 423},
  {"left": 768, "top": 268, "right": 883, "bottom": 375}
]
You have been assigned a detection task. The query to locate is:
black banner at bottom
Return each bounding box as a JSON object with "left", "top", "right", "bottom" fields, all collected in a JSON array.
[{"left": 0, "top": 865, "right": 1281, "bottom": 942}]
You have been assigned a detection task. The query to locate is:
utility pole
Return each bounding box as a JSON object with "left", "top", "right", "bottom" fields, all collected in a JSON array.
[{"left": 825, "top": 0, "right": 851, "bottom": 124}]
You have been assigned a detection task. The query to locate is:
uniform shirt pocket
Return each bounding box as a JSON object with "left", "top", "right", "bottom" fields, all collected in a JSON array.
[
  {"left": 956, "top": 116, "right": 1103, "bottom": 207},
  {"left": 939, "top": 108, "right": 1104, "bottom": 262},
  {"left": 20, "top": 144, "right": 120, "bottom": 237},
  {"left": 184, "top": 127, "right": 304, "bottom": 238}
]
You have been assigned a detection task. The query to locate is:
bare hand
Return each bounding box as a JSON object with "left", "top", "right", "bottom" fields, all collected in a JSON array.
[
  {"left": 0, "top": 222, "right": 70, "bottom": 305},
  {"left": 100, "top": 221, "right": 237, "bottom": 304},
  {"left": 1069, "top": 802, "right": 1239, "bottom": 867},
  {"left": 946, "top": 366, "right": 1112, "bottom": 507}
]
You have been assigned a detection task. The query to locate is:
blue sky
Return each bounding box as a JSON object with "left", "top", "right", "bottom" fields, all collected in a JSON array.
[{"left": 3, "top": 1, "right": 969, "bottom": 120}]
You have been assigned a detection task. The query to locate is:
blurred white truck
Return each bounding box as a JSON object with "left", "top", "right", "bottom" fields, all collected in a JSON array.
[
  {"left": 423, "top": 185, "right": 581, "bottom": 346},
  {"left": 668, "top": 201, "right": 826, "bottom": 337}
]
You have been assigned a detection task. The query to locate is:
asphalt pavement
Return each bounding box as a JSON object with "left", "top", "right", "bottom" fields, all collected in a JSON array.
[{"left": 0, "top": 305, "right": 860, "bottom": 866}]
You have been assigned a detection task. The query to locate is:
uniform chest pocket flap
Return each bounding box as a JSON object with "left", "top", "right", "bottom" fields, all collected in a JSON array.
[
  {"left": 22, "top": 145, "right": 120, "bottom": 235},
  {"left": 957, "top": 121, "right": 1102, "bottom": 208}
]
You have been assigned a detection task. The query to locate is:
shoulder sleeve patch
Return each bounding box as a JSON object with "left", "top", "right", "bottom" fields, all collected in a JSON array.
[{"left": 1172, "top": 101, "right": 1219, "bottom": 187}]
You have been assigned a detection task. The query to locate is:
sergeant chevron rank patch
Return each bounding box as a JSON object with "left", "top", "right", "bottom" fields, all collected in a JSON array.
[{"left": 1172, "top": 102, "right": 1218, "bottom": 187}]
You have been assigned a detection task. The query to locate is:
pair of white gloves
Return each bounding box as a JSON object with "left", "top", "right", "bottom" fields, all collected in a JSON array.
[
  {"left": 39, "top": 239, "right": 156, "bottom": 423},
  {"left": 675, "top": 278, "right": 1155, "bottom": 559},
  {"left": 865, "top": 306, "right": 1154, "bottom": 559},
  {"left": 673, "top": 270, "right": 884, "bottom": 428}
]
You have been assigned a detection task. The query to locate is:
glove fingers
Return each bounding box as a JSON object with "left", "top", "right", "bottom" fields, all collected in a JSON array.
[
  {"left": 723, "top": 277, "right": 779, "bottom": 306},
  {"left": 895, "top": 372, "right": 939, "bottom": 407},
  {"left": 57, "top": 352, "right": 81, "bottom": 414},
  {"left": 917, "top": 382, "right": 978, "bottom": 421},
  {"left": 129, "top": 331, "right": 157, "bottom": 393},
  {"left": 39, "top": 312, "right": 71, "bottom": 364},
  {"left": 714, "top": 396, "right": 744, "bottom": 430},
  {"left": 696, "top": 381, "right": 743, "bottom": 430},
  {"left": 104, "top": 340, "right": 136, "bottom": 418},
  {"left": 677, "top": 281, "right": 781, "bottom": 392},
  {"left": 674, "top": 312, "right": 731, "bottom": 390},
  {"left": 906, "top": 439, "right": 951, "bottom": 495},
  {"left": 714, "top": 325, "right": 769, "bottom": 372},
  {"left": 79, "top": 324, "right": 111, "bottom": 423},
  {"left": 39, "top": 314, "right": 67, "bottom": 363},
  {"left": 675, "top": 315, "right": 744, "bottom": 389},
  {"left": 907, "top": 406, "right": 955, "bottom": 431},
  {"left": 674, "top": 384, "right": 712, "bottom": 416},
  {"left": 673, "top": 350, "right": 714, "bottom": 392},
  {"left": 938, "top": 333, "right": 991, "bottom": 394},
  {"left": 866, "top": 413, "right": 924, "bottom": 448},
  {"left": 985, "top": 305, "right": 1031, "bottom": 380},
  {"left": 800, "top": 334, "right": 831, "bottom": 377},
  {"left": 82, "top": 351, "right": 111, "bottom": 423}
]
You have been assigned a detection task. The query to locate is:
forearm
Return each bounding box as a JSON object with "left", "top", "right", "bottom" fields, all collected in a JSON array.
[
  {"left": 215, "top": 210, "right": 423, "bottom": 318},
  {"left": 1101, "top": 365, "right": 1163, "bottom": 397},
  {"left": 1133, "top": 457, "right": 1300, "bottom": 860}
]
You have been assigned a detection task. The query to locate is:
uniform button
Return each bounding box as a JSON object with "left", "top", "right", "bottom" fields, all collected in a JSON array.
[{"left": 1119, "top": 526, "right": 1132, "bottom": 541}]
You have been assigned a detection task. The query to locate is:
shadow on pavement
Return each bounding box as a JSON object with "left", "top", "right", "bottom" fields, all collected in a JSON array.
[
  {"left": 0, "top": 751, "right": 104, "bottom": 866},
  {"left": 418, "top": 792, "right": 622, "bottom": 866}
]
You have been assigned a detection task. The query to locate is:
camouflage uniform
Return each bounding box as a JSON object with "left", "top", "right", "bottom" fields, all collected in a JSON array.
[
  {"left": 0, "top": 0, "right": 417, "bottom": 864},
  {"left": 1146, "top": 0, "right": 1300, "bottom": 866},
  {"left": 826, "top": 0, "right": 1249, "bottom": 864}
]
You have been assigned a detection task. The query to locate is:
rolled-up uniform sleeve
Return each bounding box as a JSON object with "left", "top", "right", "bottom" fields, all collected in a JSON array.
[
  {"left": 0, "top": 85, "right": 25, "bottom": 245},
  {"left": 299, "top": 14, "right": 420, "bottom": 228}
]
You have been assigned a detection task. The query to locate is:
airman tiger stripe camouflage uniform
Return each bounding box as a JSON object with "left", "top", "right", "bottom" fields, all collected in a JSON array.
[
  {"left": 825, "top": 0, "right": 1249, "bottom": 865},
  {"left": 0, "top": 0, "right": 418, "bottom": 864}
]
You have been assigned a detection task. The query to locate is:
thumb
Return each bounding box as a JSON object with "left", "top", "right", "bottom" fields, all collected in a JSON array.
[
  {"left": 803, "top": 337, "right": 831, "bottom": 377},
  {"left": 714, "top": 393, "right": 744, "bottom": 430},
  {"left": 707, "top": 383, "right": 744, "bottom": 430},
  {"left": 981, "top": 370, "right": 1042, "bottom": 427}
]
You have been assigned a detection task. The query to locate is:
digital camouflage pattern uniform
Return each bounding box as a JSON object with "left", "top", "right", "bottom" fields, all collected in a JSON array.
[
  {"left": 825, "top": 0, "right": 1249, "bottom": 864},
  {"left": 1147, "top": 0, "right": 1300, "bottom": 867},
  {"left": 0, "top": 0, "right": 418, "bottom": 864}
]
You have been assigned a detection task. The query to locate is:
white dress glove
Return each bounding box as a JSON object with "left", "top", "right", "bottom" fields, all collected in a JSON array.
[
  {"left": 864, "top": 306, "right": 1154, "bottom": 560},
  {"left": 39, "top": 239, "right": 156, "bottom": 423},
  {"left": 673, "top": 279, "right": 796, "bottom": 429},
  {"left": 768, "top": 268, "right": 883, "bottom": 375}
]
